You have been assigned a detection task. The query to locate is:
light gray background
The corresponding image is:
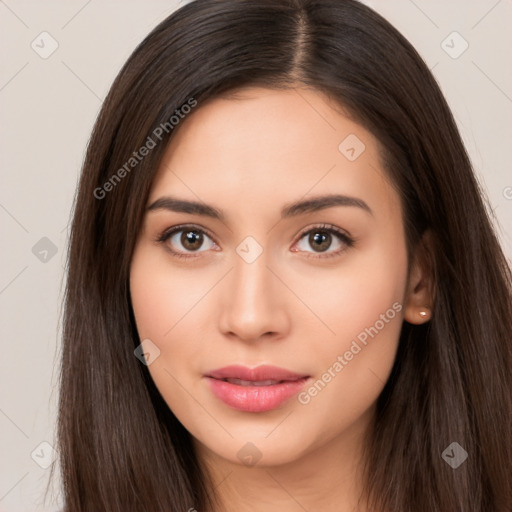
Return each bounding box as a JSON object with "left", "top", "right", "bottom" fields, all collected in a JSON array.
[{"left": 1, "top": 1, "right": 511, "bottom": 510}]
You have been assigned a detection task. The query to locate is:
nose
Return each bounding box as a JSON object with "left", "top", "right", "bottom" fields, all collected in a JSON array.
[{"left": 218, "top": 250, "right": 291, "bottom": 344}]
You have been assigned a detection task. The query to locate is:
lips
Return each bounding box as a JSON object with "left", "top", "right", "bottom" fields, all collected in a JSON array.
[
  {"left": 206, "top": 365, "right": 308, "bottom": 382},
  {"left": 205, "top": 365, "right": 310, "bottom": 412},
  {"left": 221, "top": 378, "right": 280, "bottom": 386}
]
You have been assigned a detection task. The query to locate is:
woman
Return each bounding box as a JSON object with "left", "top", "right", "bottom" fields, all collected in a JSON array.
[{"left": 54, "top": 0, "right": 512, "bottom": 510}]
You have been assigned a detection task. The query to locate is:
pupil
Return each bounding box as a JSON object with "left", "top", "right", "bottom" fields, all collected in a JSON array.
[
  {"left": 310, "top": 231, "right": 331, "bottom": 252},
  {"left": 182, "top": 231, "right": 202, "bottom": 250}
]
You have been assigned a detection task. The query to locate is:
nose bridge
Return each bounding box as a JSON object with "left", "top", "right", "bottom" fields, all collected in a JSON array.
[
  {"left": 233, "top": 249, "right": 272, "bottom": 307},
  {"left": 218, "top": 241, "right": 289, "bottom": 341}
]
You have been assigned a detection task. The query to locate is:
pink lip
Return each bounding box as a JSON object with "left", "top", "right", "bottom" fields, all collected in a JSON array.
[{"left": 205, "top": 365, "right": 310, "bottom": 413}]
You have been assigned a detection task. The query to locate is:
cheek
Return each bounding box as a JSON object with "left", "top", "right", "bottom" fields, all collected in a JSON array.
[
  {"left": 129, "top": 246, "right": 207, "bottom": 420},
  {"left": 130, "top": 244, "right": 208, "bottom": 343},
  {"left": 129, "top": 244, "right": 219, "bottom": 391},
  {"left": 289, "top": 228, "right": 408, "bottom": 354},
  {"left": 300, "top": 245, "right": 406, "bottom": 431},
  {"left": 331, "top": 251, "right": 406, "bottom": 345},
  {"left": 130, "top": 245, "right": 194, "bottom": 387}
]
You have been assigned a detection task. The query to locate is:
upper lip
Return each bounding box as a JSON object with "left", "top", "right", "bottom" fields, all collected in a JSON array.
[{"left": 206, "top": 365, "right": 309, "bottom": 382}]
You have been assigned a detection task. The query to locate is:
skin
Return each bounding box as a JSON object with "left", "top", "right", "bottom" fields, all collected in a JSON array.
[{"left": 130, "top": 86, "right": 432, "bottom": 512}]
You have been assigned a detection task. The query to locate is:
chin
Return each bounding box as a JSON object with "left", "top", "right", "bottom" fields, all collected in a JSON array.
[{"left": 192, "top": 426, "right": 315, "bottom": 469}]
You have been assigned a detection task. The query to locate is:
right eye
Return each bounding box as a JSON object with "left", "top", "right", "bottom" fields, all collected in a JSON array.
[{"left": 156, "top": 225, "right": 218, "bottom": 259}]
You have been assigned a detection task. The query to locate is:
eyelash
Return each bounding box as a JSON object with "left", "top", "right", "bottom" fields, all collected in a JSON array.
[{"left": 155, "top": 223, "right": 355, "bottom": 260}]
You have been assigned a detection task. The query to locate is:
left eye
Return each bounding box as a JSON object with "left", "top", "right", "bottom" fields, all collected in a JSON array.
[{"left": 293, "top": 225, "right": 354, "bottom": 257}]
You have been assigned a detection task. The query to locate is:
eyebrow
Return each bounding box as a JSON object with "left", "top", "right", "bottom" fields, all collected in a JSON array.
[{"left": 147, "top": 193, "right": 373, "bottom": 220}]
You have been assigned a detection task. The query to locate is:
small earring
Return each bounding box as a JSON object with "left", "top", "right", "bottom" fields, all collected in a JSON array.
[{"left": 419, "top": 307, "right": 431, "bottom": 320}]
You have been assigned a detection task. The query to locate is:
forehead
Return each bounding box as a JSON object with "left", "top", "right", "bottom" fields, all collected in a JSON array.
[{"left": 149, "top": 87, "right": 398, "bottom": 224}]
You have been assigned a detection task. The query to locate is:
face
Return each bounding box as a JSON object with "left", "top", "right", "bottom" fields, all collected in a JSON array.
[{"left": 130, "top": 86, "right": 410, "bottom": 469}]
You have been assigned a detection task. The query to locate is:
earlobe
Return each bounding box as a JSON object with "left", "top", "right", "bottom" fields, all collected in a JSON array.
[{"left": 403, "top": 231, "right": 435, "bottom": 325}]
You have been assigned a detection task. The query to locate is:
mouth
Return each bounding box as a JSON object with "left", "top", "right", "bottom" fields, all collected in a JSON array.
[
  {"left": 204, "top": 365, "right": 310, "bottom": 412},
  {"left": 215, "top": 378, "right": 297, "bottom": 386}
]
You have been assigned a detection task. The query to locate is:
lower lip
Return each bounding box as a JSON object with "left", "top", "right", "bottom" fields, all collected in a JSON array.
[{"left": 206, "top": 377, "right": 310, "bottom": 412}]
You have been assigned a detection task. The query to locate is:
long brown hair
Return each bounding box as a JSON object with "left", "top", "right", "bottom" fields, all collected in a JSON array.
[{"left": 52, "top": 0, "right": 512, "bottom": 510}]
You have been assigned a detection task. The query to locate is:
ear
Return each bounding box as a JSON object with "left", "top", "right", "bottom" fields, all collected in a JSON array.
[{"left": 403, "top": 230, "right": 436, "bottom": 325}]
